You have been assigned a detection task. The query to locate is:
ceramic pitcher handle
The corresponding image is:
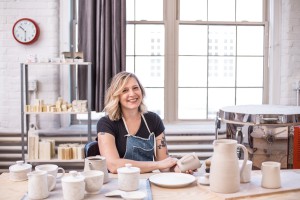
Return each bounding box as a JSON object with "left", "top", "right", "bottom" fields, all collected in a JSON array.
[
  {"left": 47, "top": 174, "right": 56, "bottom": 191},
  {"left": 56, "top": 167, "right": 65, "bottom": 179},
  {"left": 237, "top": 144, "right": 249, "bottom": 177}
]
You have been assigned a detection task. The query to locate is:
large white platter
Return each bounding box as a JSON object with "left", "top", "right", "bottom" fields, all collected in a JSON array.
[{"left": 149, "top": 173, "right": 196, "bottom": 188}]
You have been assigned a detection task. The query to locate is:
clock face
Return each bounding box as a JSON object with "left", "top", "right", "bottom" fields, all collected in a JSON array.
[{"left": 12, "top": 18, "right": 40, "bottom": 44}]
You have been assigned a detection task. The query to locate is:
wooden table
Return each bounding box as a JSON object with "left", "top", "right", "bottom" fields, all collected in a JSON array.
[{"left": 1, "top": 170, "right": 300, "bottom": 200}]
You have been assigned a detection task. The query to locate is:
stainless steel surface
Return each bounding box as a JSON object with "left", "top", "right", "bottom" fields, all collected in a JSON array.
[{"left": 219, "top": 105, "right": 300, "bottom": 126}]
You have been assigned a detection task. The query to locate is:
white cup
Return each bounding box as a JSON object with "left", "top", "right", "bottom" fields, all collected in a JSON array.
[
  {"left": 35, "top": 164, "right": 65, "bottom": 190},
  {"left": 177, "top": 153, "right": 201, "bottom": 172},
  {"left": 239, "top": 160, "right": 252, "bottom": 183},
  {"left": 261, "top": 161, "right": 281, "bottom": 189},
  {"left": 81, "top": 170, "right": 104, "bottom": 194}
]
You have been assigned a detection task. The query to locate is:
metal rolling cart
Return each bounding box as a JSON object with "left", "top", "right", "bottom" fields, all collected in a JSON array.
[{"left": 215, "top": 105, "right": 300, "bottom": 169}]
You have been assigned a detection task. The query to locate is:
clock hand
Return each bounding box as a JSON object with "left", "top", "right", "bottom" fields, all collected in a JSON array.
[{"left": 19, "top": 26, "right": 25, "bottom": 31}]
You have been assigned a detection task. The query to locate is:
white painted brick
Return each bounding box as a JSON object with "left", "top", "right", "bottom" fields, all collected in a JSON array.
[{"left": 0, "top": 0, "right": 60, "bottom": 130}]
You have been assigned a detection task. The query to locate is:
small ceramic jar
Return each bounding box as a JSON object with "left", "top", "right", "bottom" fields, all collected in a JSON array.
[
  {"left": 62, "top": 171, "right": 85, "bottom": 200},
  {"left": 9, "top": 160, "right": 32, "bottom": 181},
  {"left": 117, "top": 163, "right": 140, "bottom": 191}
]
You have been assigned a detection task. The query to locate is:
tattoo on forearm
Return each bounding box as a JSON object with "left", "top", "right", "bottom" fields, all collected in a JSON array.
[{"left": 157, "top": 135, "right": 168, "bottom": 150}]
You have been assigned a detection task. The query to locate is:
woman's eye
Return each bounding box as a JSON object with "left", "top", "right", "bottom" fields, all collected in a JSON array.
[
  {"left": 133, "top": 86, "right": 139, "bottom": 90},
  {"left": 122, "top": 89, "right": 128, "bottom": 93}
]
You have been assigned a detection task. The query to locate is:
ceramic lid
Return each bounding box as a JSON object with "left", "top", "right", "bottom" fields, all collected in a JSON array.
[
  {"left": 9, "top": 160, "right": 32, "bottom": 172},
  {"left": 62, "top": 171, "right": 85, "bottom": 183},
  {"left": 117, "top": 163, "right": 140, "bottom": 174}
]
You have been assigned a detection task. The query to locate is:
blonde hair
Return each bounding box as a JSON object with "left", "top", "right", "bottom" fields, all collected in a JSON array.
[{"left": 103, "top": 71, "right": 147, "bottom": 121}]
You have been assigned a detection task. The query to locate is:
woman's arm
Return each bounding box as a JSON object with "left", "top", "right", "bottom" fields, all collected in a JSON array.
[
  {"left": 155, "top": 132, "right": 181, "bottom": 172},
  {"left": 97, "top": 132, "right": 178, "bottom": 174}
]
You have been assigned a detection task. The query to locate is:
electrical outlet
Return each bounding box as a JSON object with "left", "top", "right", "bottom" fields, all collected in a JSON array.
[{"left": 28, "top": 80, "right": 37, "bottom": 91}]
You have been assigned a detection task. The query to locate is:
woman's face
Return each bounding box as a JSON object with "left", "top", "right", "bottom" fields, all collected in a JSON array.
[{"left": 119, "top": 77, "right": 143, "bottom": 111}]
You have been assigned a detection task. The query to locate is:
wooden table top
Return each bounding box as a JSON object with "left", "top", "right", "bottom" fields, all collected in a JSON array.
[{"left": 1, "top": 170, "right": 300, "bottom": 200}]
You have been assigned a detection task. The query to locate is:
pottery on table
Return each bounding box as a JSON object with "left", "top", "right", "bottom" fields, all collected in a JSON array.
[
  {"left": 62, "top": 171, "right": 85, "bottom": 200},
  {"left": 261, "top": 161, "right": 281, "bottom": 189},
  {"left": 81, "top": 170, "right": 104, "bottom": 194},
  {"left": 84, "top": 155, "right": 109, "bottom": 183},
  {"left": 35, "top": 164, "right": 65, "bottom": 190},
  {"left": 209, "top": 139, "right": 248, "bottom": 193},
  {"left": 177, "top": 152, "right": 201, "bottom": 172},
  {"left": 9, "top": 160, "right": 32, "bottom": 181},
  {"left": 238, "top": 159, "right": 252, "bottom": 183},
  {"left": 117, "top": 163, "right": 140, "bottom": 191},
  {"left": 27, "top": 170, "right": 55, "bottom": 199}
]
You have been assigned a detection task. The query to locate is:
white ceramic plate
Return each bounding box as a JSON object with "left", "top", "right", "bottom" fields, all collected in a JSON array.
[{"left": 149, "top": 173, "right": 196, "bottom": 188}]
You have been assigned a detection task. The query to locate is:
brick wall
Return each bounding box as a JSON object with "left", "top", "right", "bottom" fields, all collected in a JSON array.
[
  {"left": 280, "top": 0, "right": 300, "bottom": 105},
  {"left": 0, "top": 0, "right": 60, "bottom": 130}
]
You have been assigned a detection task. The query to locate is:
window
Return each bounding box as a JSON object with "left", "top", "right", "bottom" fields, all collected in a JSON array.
[{"left": 126, "top": 0, "right": 268, "bottom": 122}]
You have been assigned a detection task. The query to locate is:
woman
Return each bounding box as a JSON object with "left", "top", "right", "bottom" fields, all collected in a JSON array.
[{"left": 97, "top": 71, "right": 179, "bottom": 174}]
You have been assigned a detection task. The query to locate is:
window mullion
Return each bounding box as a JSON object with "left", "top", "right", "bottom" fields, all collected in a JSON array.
[{"left": 164, "top": 0, "right": 178, "bottom": 123}]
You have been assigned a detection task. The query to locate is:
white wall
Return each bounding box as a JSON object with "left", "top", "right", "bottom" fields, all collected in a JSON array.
[
  {"left": 0, "top": 0, "right": 61, "bottom": 130},
  {"left": 280, "top": 0, "right": 300, "bottom": 105}
]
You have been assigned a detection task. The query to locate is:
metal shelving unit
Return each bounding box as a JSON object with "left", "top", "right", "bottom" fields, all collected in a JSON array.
[{"left": 20, "top": 62, "right": 92, "bottom": 161}]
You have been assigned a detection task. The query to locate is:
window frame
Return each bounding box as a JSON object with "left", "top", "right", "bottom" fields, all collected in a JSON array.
[
  {"left": 72, "top": 0, "right": 270, "bottom": 124},
  {"left": 128, "top": 0, "right": 269, "bottom": 123}
]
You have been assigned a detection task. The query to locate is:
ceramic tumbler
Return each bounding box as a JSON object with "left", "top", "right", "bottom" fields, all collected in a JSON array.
[
  {"left": 261, "top": 161, "right": 281, "bottom": 189},
  {"left": 239, "top": 160, "right": 252, "bottom": 183}
]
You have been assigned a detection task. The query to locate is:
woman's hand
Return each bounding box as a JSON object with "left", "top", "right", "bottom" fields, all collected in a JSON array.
[
  {"left": 170, "top": 165, "right": 196, "bottom": 174},
  {"left": 157, "top": 157, "right": 178, "bottom": 172}
]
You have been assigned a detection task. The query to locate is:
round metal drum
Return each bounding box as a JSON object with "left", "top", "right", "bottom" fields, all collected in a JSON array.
[{"left": 218, "top": 105, "right": 300, "bottom": 126}]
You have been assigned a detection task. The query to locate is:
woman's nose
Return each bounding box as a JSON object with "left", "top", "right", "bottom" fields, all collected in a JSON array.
[{"left": 128, "top": 89, "right": 135, "bottom": 96}]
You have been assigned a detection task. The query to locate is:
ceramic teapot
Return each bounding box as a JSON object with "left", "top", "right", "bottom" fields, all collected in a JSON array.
[
  {"left": 84, "top": 155, "right": 109, "bottom": 183},
  {"left": 209, "top": 139, "right": 248, "bottom": 193},
  {"left": 27, "top": 170, "right": 55, "bottom": 199}
]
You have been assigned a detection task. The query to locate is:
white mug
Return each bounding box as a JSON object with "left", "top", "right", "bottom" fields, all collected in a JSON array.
[
  {"left": 177, "top": 153, "right": 201, "bottom": 172},
  {"left": 35, "top": 164, "right": 65, "bottom": 190},
  {"left": 27, "top": 170, "right": 55, "bottom": 199},
  {"left": 81, "top": 170, "right": 104, "bottom": 194},
  {"left": 239, "top": 160, "right": 252, "bottom": 183},
  {"left": 261, "top": 161, "right": 281, "bottom": 189}
]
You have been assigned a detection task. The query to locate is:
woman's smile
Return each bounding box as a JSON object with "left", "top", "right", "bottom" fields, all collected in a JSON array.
[{"left": 120, "top": 77, "right": 142, "bottom": 110}]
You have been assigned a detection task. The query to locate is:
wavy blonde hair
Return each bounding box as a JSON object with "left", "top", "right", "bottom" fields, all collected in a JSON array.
[{"left": 103, "top": 71, "right": 147, "bottom": 121}]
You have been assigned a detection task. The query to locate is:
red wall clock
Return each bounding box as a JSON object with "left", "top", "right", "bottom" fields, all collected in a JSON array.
[{"left": 12, "top": 18, "right": 40, "bottom": 45}]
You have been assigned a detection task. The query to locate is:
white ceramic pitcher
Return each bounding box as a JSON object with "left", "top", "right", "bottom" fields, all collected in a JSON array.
[
  {"left": 209, "top": 139, "right": 248, "bottom": 193},
  {"left": 84, "top": 155, "right": 109, "bottom": 183},
  {"left": 27, "top": 170, "right": 55, "bottom": 199}
]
